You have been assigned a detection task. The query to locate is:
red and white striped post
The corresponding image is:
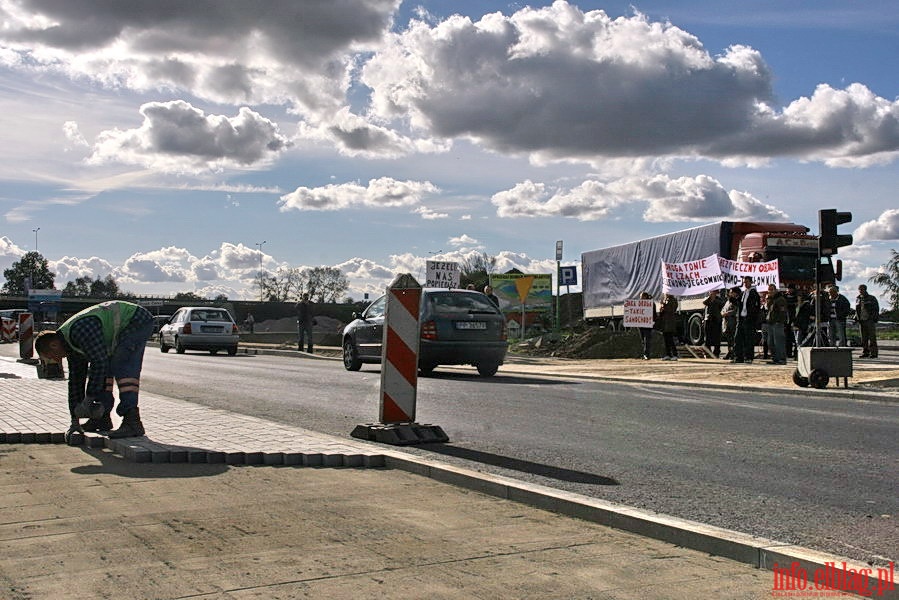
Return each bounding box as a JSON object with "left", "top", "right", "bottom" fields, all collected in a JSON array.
[
  {"left": 18, "top": 312, "right": 34, "bottom": 360},
  {"left": 0, "top": 317, "right": 15, "bottom": 343},
  {"left": 351, "top": 273, "right": 448, "bottom": 445},
  {"left": 379, "top": 273, "right": 421, "bottom": 424}
]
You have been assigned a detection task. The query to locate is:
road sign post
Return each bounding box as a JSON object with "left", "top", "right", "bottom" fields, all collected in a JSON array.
[{"left": 559, "top": 265, "right": 578, "bottom": 329}]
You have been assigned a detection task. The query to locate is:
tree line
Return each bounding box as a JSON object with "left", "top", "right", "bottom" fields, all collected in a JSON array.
[{"left": 7, "top": 249, "right": 898, "bottom": 316}]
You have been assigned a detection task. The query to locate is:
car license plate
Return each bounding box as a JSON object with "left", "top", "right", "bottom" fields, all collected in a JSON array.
[
  {"left": 201, "top": 326, "right": 224, "bottom": 333},
  {"left": 455, "top": 321, "right": 487, "bottom": 330}
]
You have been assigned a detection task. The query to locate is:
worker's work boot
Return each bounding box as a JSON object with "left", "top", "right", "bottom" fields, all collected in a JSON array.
[
  {"left": 107, "top": 408, "right": 145, "bottom": 439},
  {"left": 82, "top": 413, "right": 114, "bottom": 433},
  {"left": 73, "top": 398, "right": 105, "bottom": 419}
]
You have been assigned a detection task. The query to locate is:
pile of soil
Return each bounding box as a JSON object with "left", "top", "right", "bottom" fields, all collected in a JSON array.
[{"left": 515, "top": 325, "right": 663, "bottom": 359}]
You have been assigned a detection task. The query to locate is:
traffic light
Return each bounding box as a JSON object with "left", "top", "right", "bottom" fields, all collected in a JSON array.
[
  {"left": 818, "top": 209, "right": 852, "bottom": 256},
  {"left": 816, "top": 257, "right": 843, "bottom": 283}
]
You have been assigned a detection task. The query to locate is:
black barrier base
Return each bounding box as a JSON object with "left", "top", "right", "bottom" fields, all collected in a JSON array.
[
  {"left": 36, "top": 359, "right": 65, "bottom": 379},
  {"left": 350, "top": 423, "right": 449, "bottom": 446}
]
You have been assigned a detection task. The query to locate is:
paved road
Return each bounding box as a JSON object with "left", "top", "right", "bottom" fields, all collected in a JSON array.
[{"left": 139, "top": 350, "right": 899, "bottom": 566}]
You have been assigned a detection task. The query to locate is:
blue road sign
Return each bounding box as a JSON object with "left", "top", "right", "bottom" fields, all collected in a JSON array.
[{"left": 559, "top": 265, "right": 578, "bottom": 286}]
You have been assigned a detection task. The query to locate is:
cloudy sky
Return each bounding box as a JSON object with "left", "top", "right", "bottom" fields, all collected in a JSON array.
[{"left": 1, "top": 0, "right": 897, "bottom": 303}]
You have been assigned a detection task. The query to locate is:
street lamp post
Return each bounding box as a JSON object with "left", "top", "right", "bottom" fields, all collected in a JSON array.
[
  {"left": 255, "top": 241, "right": 266, "bottom": 268},
  {"left": 32, "top": 227, "right": 40, "bottom": 252}
]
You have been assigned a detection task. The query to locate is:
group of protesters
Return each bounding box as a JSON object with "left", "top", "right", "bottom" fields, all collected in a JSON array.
[{"left": 642, "top": 277, "right": 880, "bottom": 362}]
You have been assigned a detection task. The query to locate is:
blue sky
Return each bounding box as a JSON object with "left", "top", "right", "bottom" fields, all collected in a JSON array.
[{"left": 1, "top": 0, "right": 897, "bottom": 303}]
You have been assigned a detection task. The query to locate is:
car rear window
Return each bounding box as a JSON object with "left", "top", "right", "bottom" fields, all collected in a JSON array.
[
  {"left": 191, "top": 310, "right": 231, "bottom": 322},
  {"left": 426, "top": 292, "right": 499, "bottom": 315}
]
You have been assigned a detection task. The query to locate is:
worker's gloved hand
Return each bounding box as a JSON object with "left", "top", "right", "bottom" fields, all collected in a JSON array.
[
  {"left": 73, "top": 397, "right": 105, "bottom": 419},
  {"left": 64, "top": 420, "right": 84, "bottom": 446}
]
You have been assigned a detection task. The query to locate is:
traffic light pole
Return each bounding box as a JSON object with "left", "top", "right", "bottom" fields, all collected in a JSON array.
[
  {"left": 815, "top": 247, "right": 823, "bottom": 347},
  {"left": 815, "top": 208, "right": 853, "bottom": 347}
]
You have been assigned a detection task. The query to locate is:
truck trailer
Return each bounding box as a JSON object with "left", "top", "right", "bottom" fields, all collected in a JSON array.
[{"left": 581, "top": 221, "right": 820, "bottom": 344}]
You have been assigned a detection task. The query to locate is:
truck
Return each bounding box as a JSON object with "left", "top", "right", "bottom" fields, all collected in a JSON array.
[{"left": 581, "top": 221, "right": 820, "bottom": 344}]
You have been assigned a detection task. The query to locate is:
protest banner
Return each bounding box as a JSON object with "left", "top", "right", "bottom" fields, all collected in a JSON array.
[
  {"left": 660, "top": 254, "right": 724, "bottom": 297},
  {"left": 623, "top": 299, "right": 654, "bottom": 328},
  {"left": 425, "top": 260, "right": 460, "bottom": 288},
  {"left": 718, "top": 257, "right": 780, "bottom": 289}
]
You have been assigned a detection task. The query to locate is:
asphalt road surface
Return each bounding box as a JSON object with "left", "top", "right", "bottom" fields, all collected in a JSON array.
[{"left": 136, "top": 350, "right": 897, "bottom": 566}]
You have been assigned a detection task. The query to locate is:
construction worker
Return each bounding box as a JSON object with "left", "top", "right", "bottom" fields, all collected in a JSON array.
[{"left": 34, "top": 301, "right": 154, "bottom": 443}]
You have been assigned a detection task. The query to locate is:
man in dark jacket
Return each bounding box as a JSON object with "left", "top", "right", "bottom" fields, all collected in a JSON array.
[
  {"left": 733, "top": 276, "right": 761, "bottom": 364},
  {"left": 856, "top": 284, "right": 880, "bottom": 358},
  {"left": 702, "top": 289, "right": 724, "bottom": 358},
  {"left": 765, "top": 284, "right": 789, "bottom": 364},
  {"left": 826, "top": 285, "right": 851, "bottom": 347},
  {"left": 793, "top": 292, "right": 813, "bottom": 349},
  {"left": 295, "top": 293, "right": 316, "bottom": 353}
]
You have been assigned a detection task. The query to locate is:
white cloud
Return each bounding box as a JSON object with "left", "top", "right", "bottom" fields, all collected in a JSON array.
[
  {"left": 87, "top": 101, "right": 290, "bottom": 173},
  {"left": 51, "top": 256, "right": 116, "bottom": 281},
  {"left": 278, "top": 177, "right": 438, "bottom": 211},
  {"left": 491, "top": 174, "right": 788, "bottom": 222},
  {"left": 116, "top": 247, "right": 196, "bottom": 283},
  {"left": 853, "top": 209, "right": 899, "bottom": 242},
  {"left": 413, "top": 206, "right": 449, "bottom": 220},
  {"left": 0, "top": 0, "right": 400, "bottom": 119},
  {"left": 361, "top": 3, "right": 899, "bottom": 166},
  {"left": 0, "top": 237, "right": 26, "bottom": 274},
  {"left": 448, "top": 234, "right": 481, "bottom": 247}
]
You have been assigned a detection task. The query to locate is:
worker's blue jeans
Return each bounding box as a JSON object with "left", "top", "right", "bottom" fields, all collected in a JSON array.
[
  {"left": 99, "top": 319, "right": 154, "bottom": 416},
  {"left": 768, "top": 321, "right": 786, "bottom": 362}
]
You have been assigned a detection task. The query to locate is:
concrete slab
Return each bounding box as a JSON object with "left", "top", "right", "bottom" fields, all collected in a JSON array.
[{"left": 0, "top": 444, "right": 780, "bottom": 600}]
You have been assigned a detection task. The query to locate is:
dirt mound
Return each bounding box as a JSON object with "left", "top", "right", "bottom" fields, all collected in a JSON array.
[{"left": 518, "top": 325, "right": 662, "bottom": 359}]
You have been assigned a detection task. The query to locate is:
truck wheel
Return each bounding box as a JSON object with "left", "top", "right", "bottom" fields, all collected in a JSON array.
[
  {"left": 809, "top": 369, "right": 829, "bottom": 389},
  {"left": 792, "top": 369, "right": 809, "bottom": 387},
  {"left": 686, "top": 313, "right": 704, "bottom": 345}
]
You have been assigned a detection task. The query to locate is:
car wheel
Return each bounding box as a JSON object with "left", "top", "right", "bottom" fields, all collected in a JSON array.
[
  {"left": 160, "top": 338, "right": 170, "bottom": 353},
  {"left": 477, "top": 362, "right": 499, "bottom": 376},
  {"left": 175, "top": 338, "right": 186, "bottom": 354},
  {"left": 418, "top": 363, "right": 437, "bottom": 377},
  {"left": 227, "top": 346, "right": 238, "bottom": 356},
  {"left": 343, "top": 338, "right": 362, "bottom": 371},
  {"left": 209, "top": 349, "right": 218, "bottom": 355}
]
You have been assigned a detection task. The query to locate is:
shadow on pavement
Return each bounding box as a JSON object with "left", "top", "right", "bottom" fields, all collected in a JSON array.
[
  {"left": 71, "top": 446, "right": 229, "bottom": 478},
  {"left": 422, "top": 372, "right": 580, "bottom": 386},
  {"left": 424, "top": 444, "right": 619, "bottom": 486}
]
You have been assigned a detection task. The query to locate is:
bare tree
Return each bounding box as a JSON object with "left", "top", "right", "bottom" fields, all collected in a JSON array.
[
  {"left": 306, "top": 267, "right": 349, "bottom": 303},
  {"left": 253, "top": 269, "right": 298, "bottom": 301},
  {"left": 253, "top": 266, "right": 348, "bottom": 303},
  {"left": 460, "top": 252, "right": 497, "bottom": 289}
]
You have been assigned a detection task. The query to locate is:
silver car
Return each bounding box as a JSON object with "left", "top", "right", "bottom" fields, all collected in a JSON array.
[{"left": 159, "top": 307, "right": 239, "bottom": 355}]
